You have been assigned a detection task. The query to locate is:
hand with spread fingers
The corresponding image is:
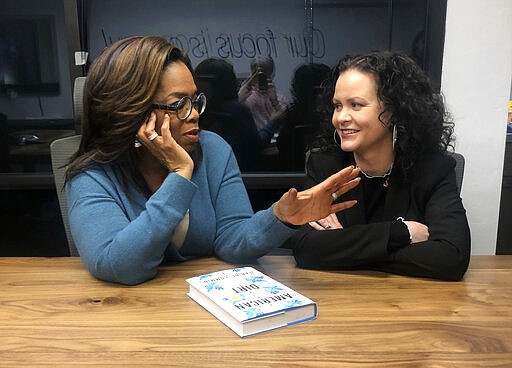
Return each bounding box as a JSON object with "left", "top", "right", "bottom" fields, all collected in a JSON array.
[{"left": 273, "top": 165, "right": 360, "bottom": 226}]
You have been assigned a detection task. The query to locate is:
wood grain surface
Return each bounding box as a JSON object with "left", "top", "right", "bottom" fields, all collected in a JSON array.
[{"left": 0, "top": 256, "right": 511, "bottom": 367}]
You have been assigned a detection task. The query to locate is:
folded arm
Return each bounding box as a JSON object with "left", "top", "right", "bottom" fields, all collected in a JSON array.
[{"left": 68, "top": 171, "right": 196, "bottom": 285}]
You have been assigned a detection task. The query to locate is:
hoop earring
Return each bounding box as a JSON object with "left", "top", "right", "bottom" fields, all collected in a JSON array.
[
  {"left": 392, "top": 124, "right": 397, "bottom": 150},
  {"left": 333, "top": 130, "right": 341, "bottom": 146}
]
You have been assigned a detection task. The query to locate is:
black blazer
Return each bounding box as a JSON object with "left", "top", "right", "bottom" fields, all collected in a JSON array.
[{"left": 288, "top": 149, "right": 471, "bottom": 281}]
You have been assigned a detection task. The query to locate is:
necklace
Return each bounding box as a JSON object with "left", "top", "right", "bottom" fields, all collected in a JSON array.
[
  {"left": 359, "top": 163, "right": 393, "bottom": 179},
  {"left": 358, "top": 163, "right": 393, "bottom": 187}
]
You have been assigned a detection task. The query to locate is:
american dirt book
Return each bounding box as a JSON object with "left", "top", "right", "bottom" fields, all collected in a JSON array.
[{"left": 186, "top": 266, "right": 317, "bottom": 337}]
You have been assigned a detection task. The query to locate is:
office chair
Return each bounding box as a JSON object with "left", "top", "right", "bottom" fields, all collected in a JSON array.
[
  {"left": 450, "top": 152, "right": 465, "bottom": 195},
  {"left": 289, "top": 124, "right": 320, "bottom": 171},
  {"left": 73, "top": 77, "right": 86, "bottom": 132},
  {"left": 50, "top": 134, "right": 81, "bottom": 256},
  {"left": 49, "top": 76, "right": 86, "bottom": 256}
]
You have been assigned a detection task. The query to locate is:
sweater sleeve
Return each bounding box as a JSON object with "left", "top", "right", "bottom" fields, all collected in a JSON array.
[
  {"left": 211, "top": 150, "right": 297, "bottom": 263},
  {"left": 67, "top": 170, "right": 197, "bottom": 285}
]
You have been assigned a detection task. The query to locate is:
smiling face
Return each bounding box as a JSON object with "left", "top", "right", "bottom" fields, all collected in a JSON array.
[
  {"left": 153, "top": 61, "right": 200, "bottom": 153},
  {"left": 332, "top": 69, "right": 392, "bottom": 158}
]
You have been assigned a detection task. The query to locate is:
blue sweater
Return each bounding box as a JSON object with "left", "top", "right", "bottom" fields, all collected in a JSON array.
[{"left": 67, "top": 131, "right": 295, "bottom": 285}]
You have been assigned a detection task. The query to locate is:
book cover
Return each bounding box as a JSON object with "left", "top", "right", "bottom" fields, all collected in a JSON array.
[{"left": 186, "top": 266, "right": 317, "bottom": 337}]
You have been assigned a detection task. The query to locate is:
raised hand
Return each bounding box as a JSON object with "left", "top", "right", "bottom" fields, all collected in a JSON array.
[{"left": 273, "top": 166, "right": 360, "bottom": 226}]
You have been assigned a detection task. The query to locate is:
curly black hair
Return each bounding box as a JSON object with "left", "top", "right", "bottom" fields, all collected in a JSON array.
[{"left": 313, "top": 50, "right": 454, "bottom": 179}]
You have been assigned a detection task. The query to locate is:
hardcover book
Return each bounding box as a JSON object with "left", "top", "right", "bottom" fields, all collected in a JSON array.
[{"left": 186, "top": 266, "right": 317, "bottom": 337}]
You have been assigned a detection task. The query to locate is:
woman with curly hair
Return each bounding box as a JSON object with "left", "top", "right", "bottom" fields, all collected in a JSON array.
[{"left": 286, "top": 50, "right": 471, "bottom": 281}]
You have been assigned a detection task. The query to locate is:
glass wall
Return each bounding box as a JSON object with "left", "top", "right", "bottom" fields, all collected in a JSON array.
[
  {"left": 0, "top": 0, "right": 446, "bottom": 255},
  {"left": 78, "top": 0, "right": 444, "bottom": 173},
  {"left": 0, "top": 0, "right": 74, "bottom": 256}
]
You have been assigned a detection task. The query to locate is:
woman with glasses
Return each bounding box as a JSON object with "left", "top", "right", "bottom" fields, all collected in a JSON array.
[
  {"left": 64, "top": 36, "right": 360, "bottom": 285},
  {"left": 286, "top": 51, "right": 471, "bottom": 281}
]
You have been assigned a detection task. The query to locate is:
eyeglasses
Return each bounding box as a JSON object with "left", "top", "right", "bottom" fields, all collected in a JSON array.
[{"left": 152, "top": 93, "right": 207, "bottom": 121}]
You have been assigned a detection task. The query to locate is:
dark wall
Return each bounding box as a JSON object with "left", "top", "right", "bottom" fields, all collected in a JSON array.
[{"left": 497, "top": 135, "right": 512, "bottom": 254}]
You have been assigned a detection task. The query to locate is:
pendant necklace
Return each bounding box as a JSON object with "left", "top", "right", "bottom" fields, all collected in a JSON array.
[{"left": 358, "top": 163, "right": 393, "bottom": 187}]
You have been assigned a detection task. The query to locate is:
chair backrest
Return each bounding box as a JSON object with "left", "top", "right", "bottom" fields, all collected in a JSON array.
[
  {"left": 50, "top": 135, "right": 81, "bottom": 256},
  {"left": 450, "top": 152, "right": 465, "bottom": 195},
  {"left": 73, "top": 77, "right": 86, "bottom": 131},
  {"left": 290, "top": 124, "right": 320, "bottom": 171}
]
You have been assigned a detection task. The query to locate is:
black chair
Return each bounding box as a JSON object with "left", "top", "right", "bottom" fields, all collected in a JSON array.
[
  {"left": 289, "top": 124, "right": 320, "bottom": 171},
  {"left": 450, "top": 152, "right": 465, "bottom": 195}
]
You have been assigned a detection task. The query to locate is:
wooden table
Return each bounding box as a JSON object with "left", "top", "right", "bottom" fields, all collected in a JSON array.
[{"left": 1, "top": 256, "right": 511, "bottom": 367}]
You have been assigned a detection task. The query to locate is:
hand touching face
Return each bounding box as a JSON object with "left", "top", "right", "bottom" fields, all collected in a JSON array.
[{"left": 135, "top": 61, "right": 200, "bottom": 179}]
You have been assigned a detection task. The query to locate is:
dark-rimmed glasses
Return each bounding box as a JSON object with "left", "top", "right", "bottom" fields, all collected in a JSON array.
[{"left": 152, "top": 93, "right": 207, "bottom": 121}]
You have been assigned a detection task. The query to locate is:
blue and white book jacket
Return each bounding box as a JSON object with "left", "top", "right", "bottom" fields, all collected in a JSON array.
[{"left": 186, "top": 266, "right": 317, "bottom": 337}]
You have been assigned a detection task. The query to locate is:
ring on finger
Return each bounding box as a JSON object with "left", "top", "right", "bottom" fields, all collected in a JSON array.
[
  {"left": 148, "top": 132, "right": 158, "bottom": 141},
  {"left": 331, "top": 192, "right": 338, "bottom": 200}
]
